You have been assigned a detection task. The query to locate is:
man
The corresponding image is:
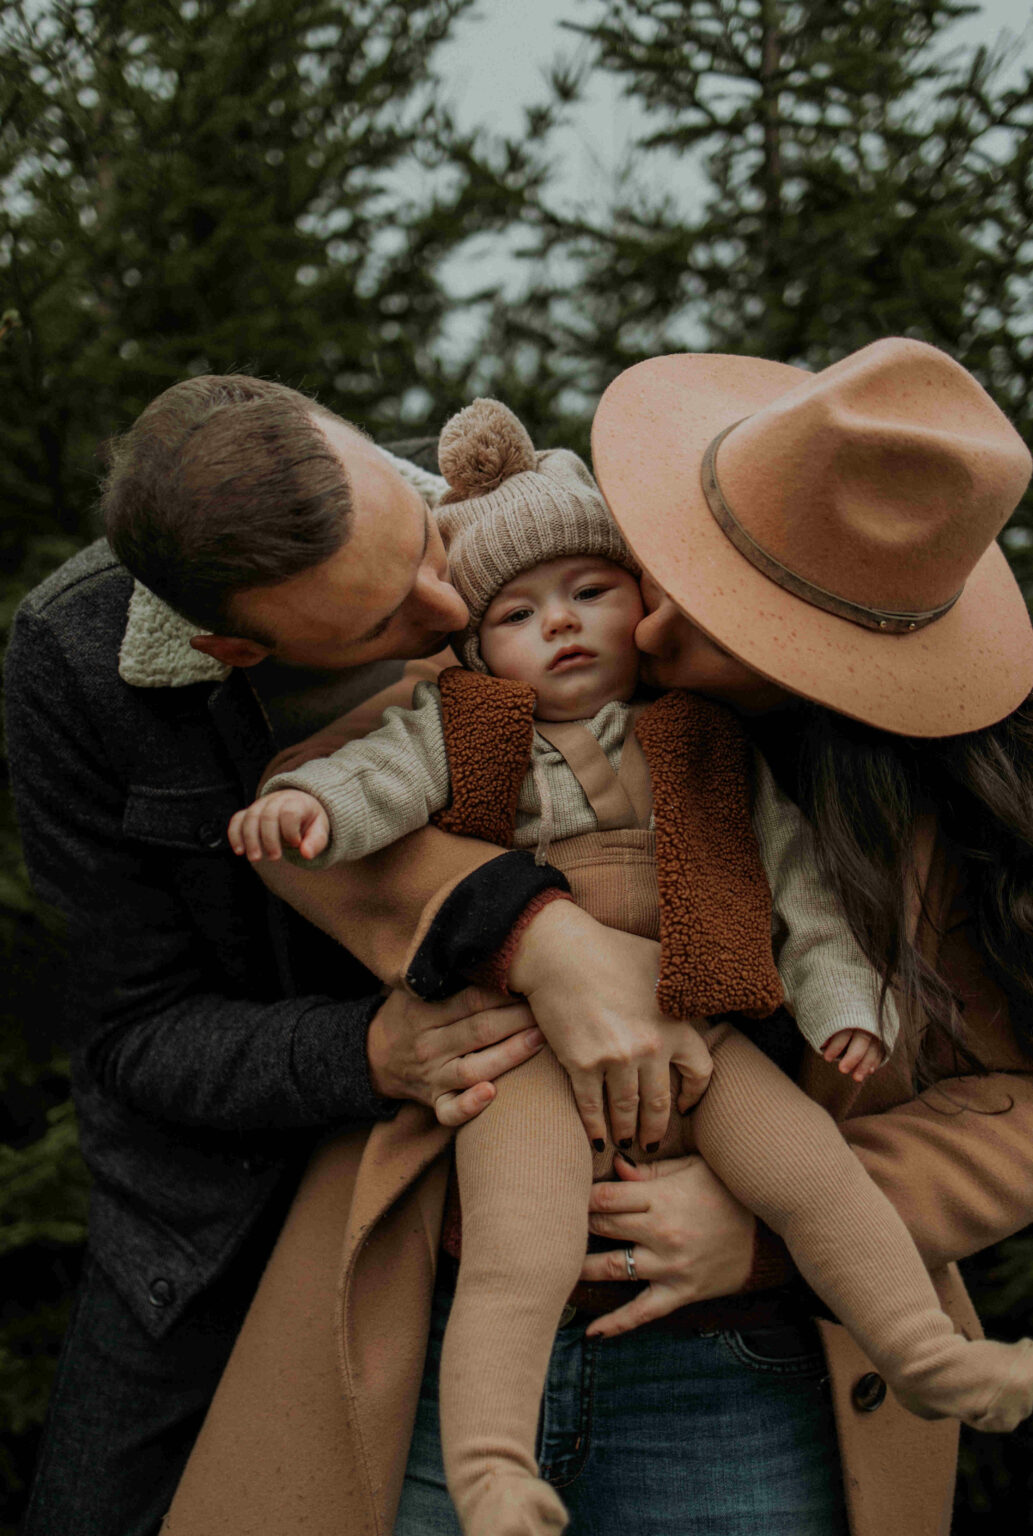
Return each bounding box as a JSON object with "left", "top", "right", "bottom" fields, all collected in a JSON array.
[
  {"left": 4, "top": 375, "right": 560, "bottom": 1535},
  {"left": 8, "top": 373, "right": 711, "bottom": 1533}
]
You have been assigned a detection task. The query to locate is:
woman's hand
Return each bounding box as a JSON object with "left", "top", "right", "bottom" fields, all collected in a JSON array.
[
  {"left": 367, "top": 985, "right": 543, "bottom": 1128},
  {"left": 579, "top": 1151, "right": 758, "bottom": 1338},
  {"left": 507, "top": 900, "right": 713, "bottom": 1150}
]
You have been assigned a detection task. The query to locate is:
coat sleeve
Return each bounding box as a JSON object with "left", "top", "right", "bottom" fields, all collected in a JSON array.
[
  {"left": 4, "top": 605, "right": 395, "bottom": 1134},
  {"left": 838, "top": 909, "right": 1033, "bottom": 1271},
  {"left": 840, "top": 1072, "right": 1033, "bottom": 1271},
  {"left": 754, "top": 753, "right": 899, "bottom": 1055},
  {"left": 749, "top": 786, "right": 1033, "bottom": 1284},
  {"left": 261, "top": 682, "right": 451, "bottom": 868},
  {"left": 750, "top": 1051, "right": 1033, "bottom": 1290}
]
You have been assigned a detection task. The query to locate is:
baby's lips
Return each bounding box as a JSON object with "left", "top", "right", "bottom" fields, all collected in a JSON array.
[{"left": 548, "top": 647, "right": 596, "bottom": 671}]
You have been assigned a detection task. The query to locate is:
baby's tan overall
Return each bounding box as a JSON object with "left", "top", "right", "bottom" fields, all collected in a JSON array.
[{"left": 431, "top": 673, "right": 1033, "bottom": 1536}]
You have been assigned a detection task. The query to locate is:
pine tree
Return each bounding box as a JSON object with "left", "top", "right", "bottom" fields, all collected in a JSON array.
[
  {"left": 492, "top": 0, "right": 1033, "bottom": 587},
  {"left": 0, "top": 0, "right": 547, "bottom": 561}
]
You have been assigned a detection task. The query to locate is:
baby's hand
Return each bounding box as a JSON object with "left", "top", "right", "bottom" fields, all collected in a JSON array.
[
  {"left": 228, "top": 790, "right": 330, "bottom": 863},
  {"left": 820, "top": 1028, "right": 885, "bottom": 1083}
]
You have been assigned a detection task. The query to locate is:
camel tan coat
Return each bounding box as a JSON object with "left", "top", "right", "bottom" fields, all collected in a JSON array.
[{"left": 165, "top": 822, "right": 1033, "bottom": 1536}]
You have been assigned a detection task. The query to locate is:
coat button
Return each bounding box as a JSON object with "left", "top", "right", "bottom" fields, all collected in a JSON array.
[
  {"left": 196, "top": 819, "right": 225, "bottom": 849},
  {"left": 148, "top": 1277, "right": 175, "bottom": 1308},
  {"left": 851, "top": 1372, "right": 887, "bottom": 1412}
]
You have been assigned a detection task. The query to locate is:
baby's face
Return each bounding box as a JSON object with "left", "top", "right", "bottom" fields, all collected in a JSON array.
[{"left": 479, "top": 557, "right": 643, "bottom": 722}]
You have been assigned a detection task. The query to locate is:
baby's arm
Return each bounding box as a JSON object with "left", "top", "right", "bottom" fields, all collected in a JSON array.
[
  {"left": 752, "top": 753, "right": 897, "bottom": 1081},
  {"left": 228, "top": 681, "right": 452, "bottom": 868}
]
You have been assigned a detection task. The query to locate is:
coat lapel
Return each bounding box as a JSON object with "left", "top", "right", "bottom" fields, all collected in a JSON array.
[
  {"left": 207, "top": 673, "right": 277, "bottom": 800},
  {"left": 335, "top": 1106, "right": 453, "bottom": 1532}
]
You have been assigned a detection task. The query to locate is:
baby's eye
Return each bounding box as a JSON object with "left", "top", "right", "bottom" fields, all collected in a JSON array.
[
  {"left": 500, "top": 607, "right": 533, "bottom": 624},
  {"left": 574, "top": 585, "right": 607, "bottom": 601}
]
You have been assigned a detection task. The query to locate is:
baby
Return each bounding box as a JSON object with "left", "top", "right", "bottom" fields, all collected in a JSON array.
[{"left": 231, "top": 400, "right": 1033, "bottom": 1536}]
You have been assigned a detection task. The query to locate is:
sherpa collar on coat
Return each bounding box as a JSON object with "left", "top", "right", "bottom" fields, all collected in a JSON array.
[{"left": 117, "top": 449, "right": 447, "bottom": 689}]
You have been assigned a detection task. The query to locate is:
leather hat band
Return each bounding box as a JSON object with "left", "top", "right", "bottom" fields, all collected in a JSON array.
[{"left": 701, "top": 422, "right": 963, "bottom": 634}]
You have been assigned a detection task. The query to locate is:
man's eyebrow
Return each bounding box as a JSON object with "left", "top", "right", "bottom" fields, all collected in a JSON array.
[{"left": 353, "top": 504, "right": 431, "bottom": 644}]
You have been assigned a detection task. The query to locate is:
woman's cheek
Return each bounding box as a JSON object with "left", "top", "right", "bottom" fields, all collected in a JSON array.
[
  {"left": 640, "top": 637, "right": 734, "bottom": 697},
  {"left": 632, "top": 608, "right": 669, "bottom": 660},
  {"left": 635, "top": 617, "right": 698, "bottom": 685}
]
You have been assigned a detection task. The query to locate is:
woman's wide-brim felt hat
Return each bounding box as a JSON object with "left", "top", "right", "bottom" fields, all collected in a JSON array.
[{"left": 591, "top": 339, "right": 1033, "bottom": 736}]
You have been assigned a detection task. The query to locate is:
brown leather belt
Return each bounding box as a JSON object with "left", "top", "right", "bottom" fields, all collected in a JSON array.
[{"left": 436, "top": 1252, "right": 816, "bottom": 1338}]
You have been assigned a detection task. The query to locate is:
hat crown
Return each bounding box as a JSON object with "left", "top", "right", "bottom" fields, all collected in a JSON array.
[{"left": 716, "top": 339, "right": 1031, "bottom": 614}]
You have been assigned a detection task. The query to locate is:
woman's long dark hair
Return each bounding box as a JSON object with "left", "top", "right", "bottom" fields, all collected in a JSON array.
[{"left": 789, "top": 691, "right": 1033, "bottom": 1084}]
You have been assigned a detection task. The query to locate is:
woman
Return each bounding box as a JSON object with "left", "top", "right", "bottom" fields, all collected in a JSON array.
[{"left": 166, "top": 338, "right": 1033, "bottom": 1536}]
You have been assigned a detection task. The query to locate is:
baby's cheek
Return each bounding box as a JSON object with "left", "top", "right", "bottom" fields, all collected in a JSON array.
[
  {"left": 479, "top": 626, "right": 511, "bottom": 676},
  {"left": 481, "top": 628, "right": 540, "bottom": 687}
]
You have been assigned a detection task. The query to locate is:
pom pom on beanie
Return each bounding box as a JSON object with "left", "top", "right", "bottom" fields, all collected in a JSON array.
[{"left": 438, "top": 398, "right": 537, "bottom": 500}]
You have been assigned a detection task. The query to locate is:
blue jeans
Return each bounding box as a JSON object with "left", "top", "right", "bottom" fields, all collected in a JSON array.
[{"left": 396, "top": 1273, "right": 849, "bottom": 1535}]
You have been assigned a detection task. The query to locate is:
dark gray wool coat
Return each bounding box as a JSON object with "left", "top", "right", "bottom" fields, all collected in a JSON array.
[{"left": 4, "top": 515, "right": 560, "bottom": 1338}]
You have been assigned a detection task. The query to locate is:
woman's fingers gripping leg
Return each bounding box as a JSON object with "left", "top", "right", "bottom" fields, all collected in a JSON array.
[
  {"left": 670, "top": 1021, "right": 714, "bottom": 1114},
  {"left": 636, "top": 1058, "right": 672, "bottom": 1154},
  {"left": 606, "top": 1062, "right": 641, "bottom": 1152},
  {"left": 585, "top": 1278, "right": 688, "bottom": 1339},
  {"left": 582, "top": 1155, "right": 700, "bottom": 1259},
  {"left": 564, "top": 1063, "right": 609, "bottom": 1152}
]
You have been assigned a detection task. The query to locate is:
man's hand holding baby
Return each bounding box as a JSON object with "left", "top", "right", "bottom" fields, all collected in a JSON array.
[{"left": 229, "top": 789, "right": 330, "bottom": 863}]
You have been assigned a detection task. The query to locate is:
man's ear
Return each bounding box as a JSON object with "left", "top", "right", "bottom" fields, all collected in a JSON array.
[{"left": 189, "top": 634, "right": 271, "bottom": 669}]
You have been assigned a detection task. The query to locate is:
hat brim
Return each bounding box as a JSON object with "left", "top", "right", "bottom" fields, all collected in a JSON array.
[{"left": 592, "top": 353, "right": 1033, "bottom": 737}]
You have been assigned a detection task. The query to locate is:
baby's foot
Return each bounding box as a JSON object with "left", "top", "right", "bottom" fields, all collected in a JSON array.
[
  {"left": 963, "top": 1339, "right": 1033, "bottom": 1433},
  {"left": 896, "top": 1336, "right": 1033, "bottom": 1433},
  {"left": 457, "top": 1469, "right": 569, "bottom": 1536}
]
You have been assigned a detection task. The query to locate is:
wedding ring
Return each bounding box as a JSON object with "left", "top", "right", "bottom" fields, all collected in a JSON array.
[{"left": 624, "top": 1245, "right": 638, "bottom": 1282}]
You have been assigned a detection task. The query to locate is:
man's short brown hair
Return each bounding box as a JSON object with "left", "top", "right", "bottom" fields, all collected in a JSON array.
[{"left": 103, "top": 375, "right": 354, "bottom": 636}]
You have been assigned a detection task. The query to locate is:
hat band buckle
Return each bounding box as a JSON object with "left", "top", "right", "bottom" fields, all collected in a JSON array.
[{"left": 701, "top": 422, "right": 963, "bottom": 635}]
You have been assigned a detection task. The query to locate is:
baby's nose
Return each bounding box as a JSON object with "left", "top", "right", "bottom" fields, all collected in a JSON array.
[{"left": 543, "top": 604, "right": 578, "bottom": 638}]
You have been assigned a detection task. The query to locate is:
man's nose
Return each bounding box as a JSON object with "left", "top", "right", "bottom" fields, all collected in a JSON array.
[{"left": 412, "top": 565, "right": 469, "bottom": 631}]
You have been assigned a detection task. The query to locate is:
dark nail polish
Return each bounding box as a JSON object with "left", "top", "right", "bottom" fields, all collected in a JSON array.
[
  {"left": 592, "top": 1138, "right": 605, "bottom": 1153},
  {"left": 646, "top": 1141, "right": 659, "bottom": 1154},
  {"left": 618, "top": 1137, "right": 632, "bottom": 1151},
  {"left": 615, "top": 1149, "right": 637, "bottom": 1167}
]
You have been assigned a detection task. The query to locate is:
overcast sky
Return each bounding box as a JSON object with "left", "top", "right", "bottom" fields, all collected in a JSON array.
[
  {"left": 428, "top": 0, "right": 1031, "bottom": 317},
  {"left": 438, "top": 0, "right": 1032, "bottom": 209}
]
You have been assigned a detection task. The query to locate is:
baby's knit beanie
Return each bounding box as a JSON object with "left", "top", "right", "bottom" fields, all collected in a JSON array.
[{"left": 437, "top": 398, "right": 639, "bottom": 671}]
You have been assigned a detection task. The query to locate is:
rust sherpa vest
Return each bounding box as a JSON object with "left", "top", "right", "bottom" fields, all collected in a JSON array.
[{"left": 430, "top": 667, "right": 782, "bottom": 1019}]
